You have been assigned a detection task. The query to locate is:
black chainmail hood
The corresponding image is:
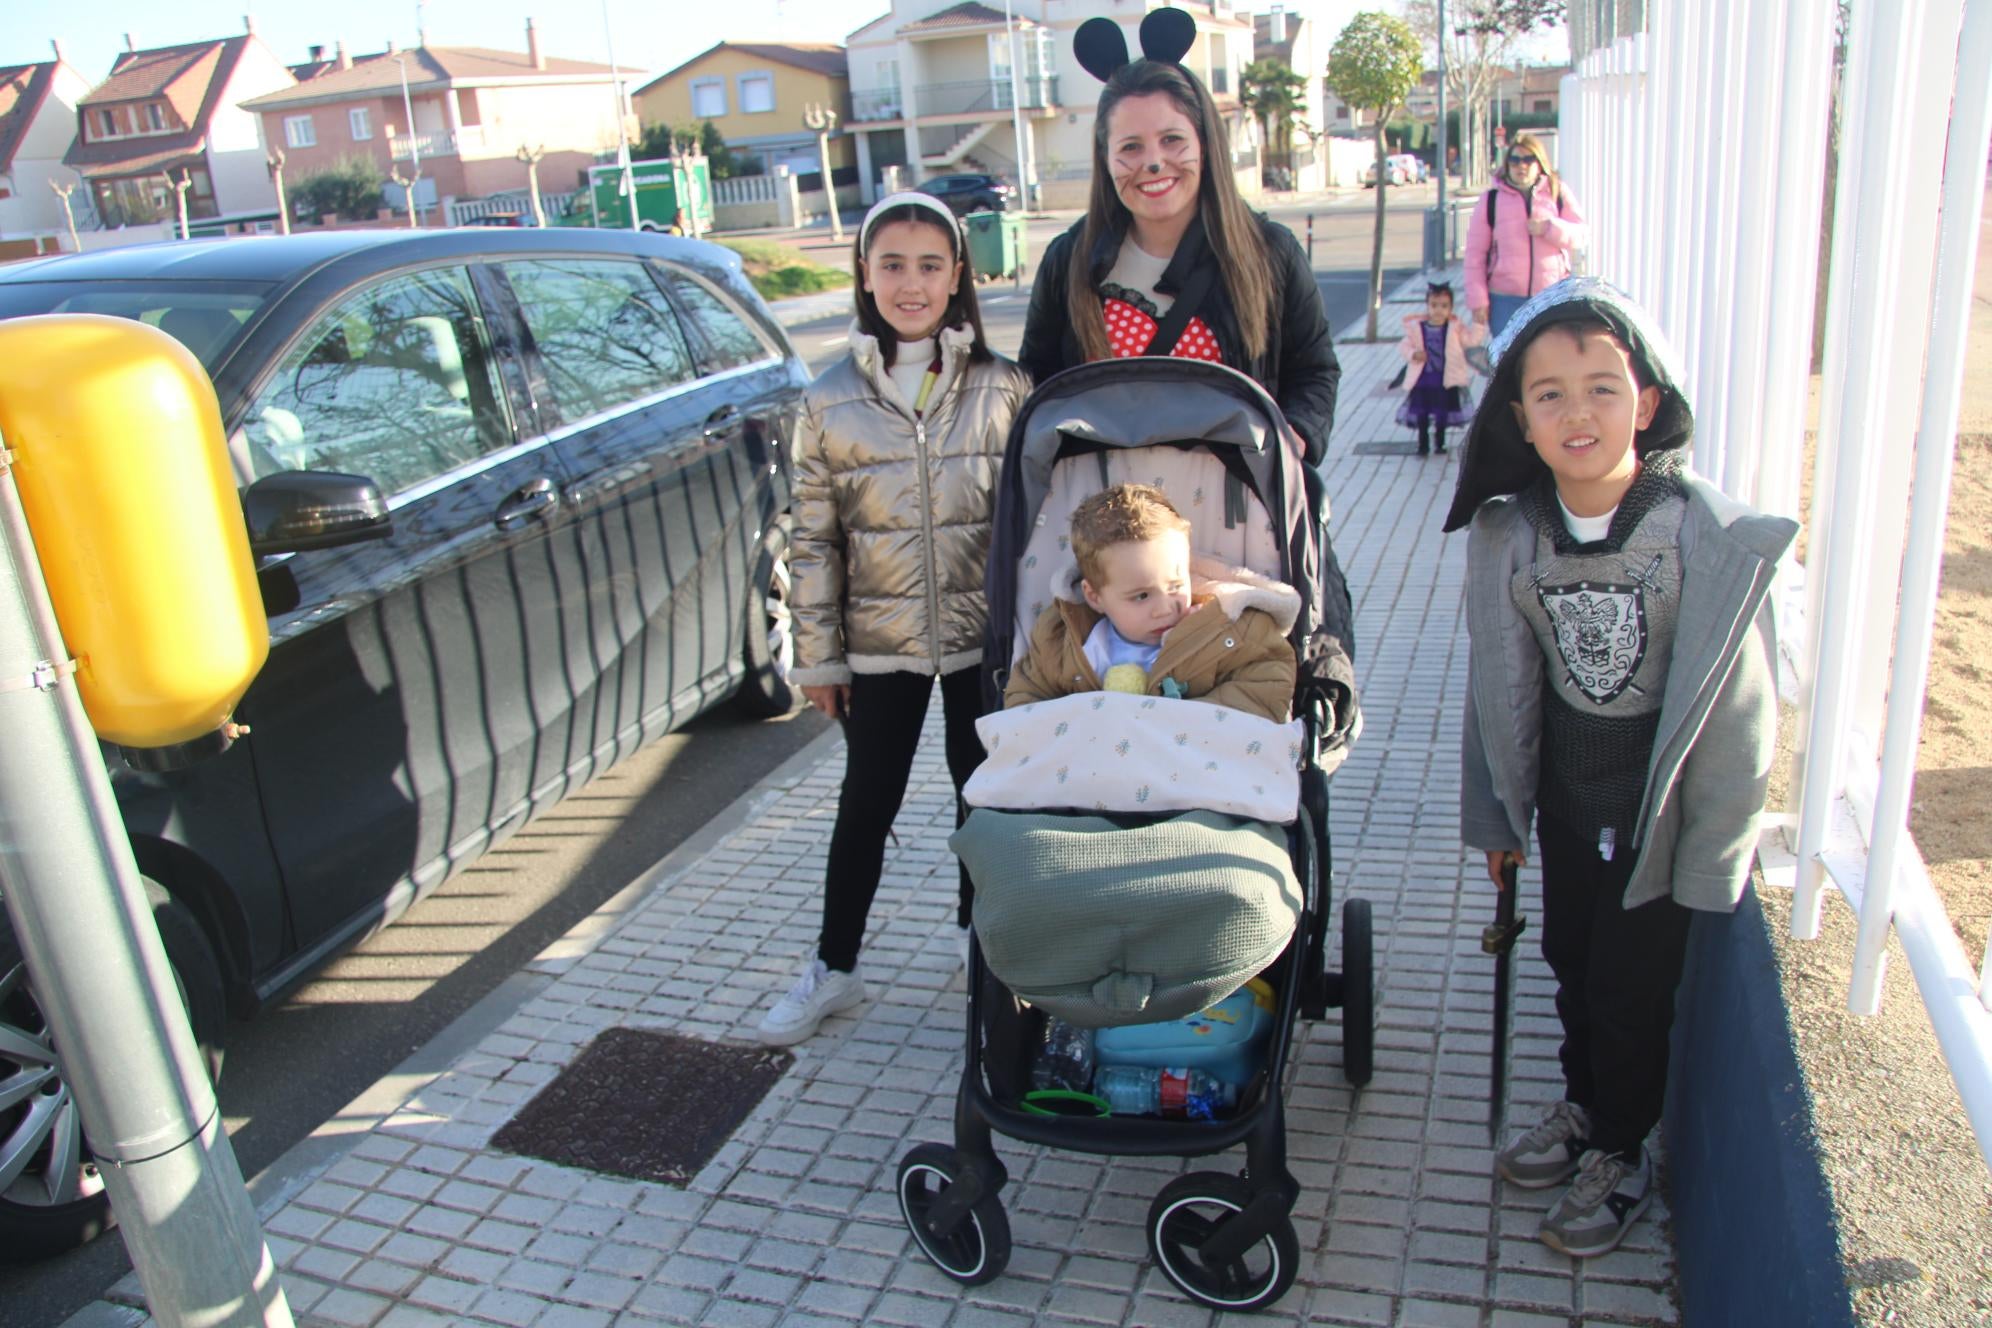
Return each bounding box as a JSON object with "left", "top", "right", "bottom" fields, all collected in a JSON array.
[{"left": 1441, "top": 277, "right": 1694, "bottom": 533}]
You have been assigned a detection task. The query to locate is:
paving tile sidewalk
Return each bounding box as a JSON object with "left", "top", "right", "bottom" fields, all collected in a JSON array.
[{"left": 85, "top": 271, "right": 1681, "bottom": 1328}]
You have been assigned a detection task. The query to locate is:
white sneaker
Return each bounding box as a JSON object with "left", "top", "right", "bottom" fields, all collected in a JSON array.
[
  {"left": 757, "top": 958, "right": 866, "bottom": 1046},
  {"left": 956, "top": 925, "right": 972, "bottom": 969}
]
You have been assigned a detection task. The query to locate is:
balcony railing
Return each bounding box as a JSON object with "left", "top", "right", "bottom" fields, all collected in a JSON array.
[
  {"left": 851, "top": 77, "right": 1059, "bottom": 123},
  {"left": 388, "top": 131, "right": 456, "bottom": 161}
]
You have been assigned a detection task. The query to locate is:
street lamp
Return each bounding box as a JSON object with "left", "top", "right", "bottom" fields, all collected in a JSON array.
[{"left": 1002, "top": 0, "right": 1033, "bottom": 212}]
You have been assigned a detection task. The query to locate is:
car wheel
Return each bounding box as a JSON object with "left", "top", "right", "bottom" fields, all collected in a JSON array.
[
  {"left": 0, "top": 881, "right": 225, "bottom": 1263},
  {"left": 734, "top": 515, "right": 798, "bottom": 718}
]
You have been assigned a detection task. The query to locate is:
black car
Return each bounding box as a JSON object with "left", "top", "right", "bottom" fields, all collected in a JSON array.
[
  {"left": 0, "top": 228, "right": 807, "bottom": 1258},
  {"left": 915, "top": 173, "right": 1014, "bottom": 216}
]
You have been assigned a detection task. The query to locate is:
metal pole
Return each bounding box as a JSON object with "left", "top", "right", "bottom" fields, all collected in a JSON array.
[
  {"left": 0, "top": 450, "right": 291, "bottom": 1328},
  {"left": 1435, "top": 0, "right": 1448, "bottom": 248},
  {"left": 1755, "top": 0, "right": 1837, "bottom": 526},
  {"left": 601, "top": 0, "right": 639, "bottom": 232},
  {"left": 1003, "top": 0, "right": 1029, "bottom": 211},
  {"left": 1720, "top": 0, "right": 1793, "bottom": 506},
  {"left": 1846, "top": 0, "right": 1978, "bottom": 1013}
]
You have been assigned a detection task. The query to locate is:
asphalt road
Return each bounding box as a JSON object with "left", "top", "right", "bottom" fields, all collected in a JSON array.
[{"left": 0, "top": 193, "right": 1423, "bottom": 1326}]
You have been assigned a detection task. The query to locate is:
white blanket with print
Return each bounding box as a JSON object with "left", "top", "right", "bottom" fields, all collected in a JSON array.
[{"left": 966, "top": 691, "right": 1304, "bottom": 824}]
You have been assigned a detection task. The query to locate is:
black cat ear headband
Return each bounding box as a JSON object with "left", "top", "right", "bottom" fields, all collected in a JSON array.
[{"left": 1073, "top": 6, "right": 1197, "bottom": 83}]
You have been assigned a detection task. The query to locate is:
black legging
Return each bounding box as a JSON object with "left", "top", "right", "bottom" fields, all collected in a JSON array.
[{"left": 818, "top": 667, "right": 985, "bottom": 972}]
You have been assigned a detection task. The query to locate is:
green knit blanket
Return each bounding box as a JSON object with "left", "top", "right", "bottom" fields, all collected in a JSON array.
[{"left": 951, "top": 807, "right": 1303, "bottom": 1028}]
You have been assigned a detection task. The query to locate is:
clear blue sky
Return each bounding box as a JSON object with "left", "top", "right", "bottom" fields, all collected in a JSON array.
[{"left": 3, "top": 0, "right": 895, "bottom": 84}]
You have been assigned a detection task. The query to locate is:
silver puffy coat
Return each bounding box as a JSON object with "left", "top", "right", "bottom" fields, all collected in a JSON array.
[{"left": 788, "top": 323, "right": 1030, "bottom": 685}]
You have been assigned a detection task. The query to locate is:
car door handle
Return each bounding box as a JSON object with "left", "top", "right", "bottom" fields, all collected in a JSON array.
[
  {"left": 703, "top": 405, "right": 741, "bottom": 440},
  {"left": 495, "top": 476, "right": 559, "bottom": 529}
]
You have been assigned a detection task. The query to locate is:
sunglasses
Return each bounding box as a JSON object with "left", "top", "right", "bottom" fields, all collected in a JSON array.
[{"left": 1507, "top": 154, "right": 1539, "bottom": 168}]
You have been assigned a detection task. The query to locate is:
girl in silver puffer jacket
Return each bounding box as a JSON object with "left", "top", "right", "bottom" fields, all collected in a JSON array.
[{"left": 756, "top": 193, "right": 1030, "bottom": 1047}]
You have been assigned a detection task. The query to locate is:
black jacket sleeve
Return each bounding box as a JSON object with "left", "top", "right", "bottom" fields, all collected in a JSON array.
[
  {"left": 1264, "top": 221, "right": 1340, "bottom": 465},
  {"left": 1018, "top": 228, "right": 1077, "bottom": 386}
]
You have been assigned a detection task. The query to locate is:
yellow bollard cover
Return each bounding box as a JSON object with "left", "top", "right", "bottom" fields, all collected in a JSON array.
[{"left": 0, "top": 314, "right": 268, "bottom": 747}]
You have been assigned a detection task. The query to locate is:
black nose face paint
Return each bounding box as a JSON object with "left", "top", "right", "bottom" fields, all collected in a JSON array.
[{"left": 1147, "top": 163, "right": 1161, "bottom": 174}]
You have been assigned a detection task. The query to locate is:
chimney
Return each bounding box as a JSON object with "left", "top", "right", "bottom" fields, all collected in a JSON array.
[
  {"left": 308, "top": 44, "right": 325, "bottom": 62},
  {"left": 386, "top": 39, "right": 398, "bottom": 55},
  {"left": 527, "top": 18, "right": 544, "bottom": 71},
  {"left": 124, "top": 33, "right": 136, "bottom": 52},
  {"left": 243, "top": 15, "right": 256, "bottom": 35},
  {"left": 50, "top": 38, "right": 66, "bottom": 63},
  {"left": 336, "top": 40, "right": 351, "bottom": 69}
]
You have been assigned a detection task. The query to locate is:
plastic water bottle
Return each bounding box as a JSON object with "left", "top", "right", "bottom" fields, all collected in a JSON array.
[
  {"left": 1094, "top": 1066, "right": 1237, "bottom": 1120},
  {"left": 1031, "top": 1018, "right": 1097, "bottom": 1094}
]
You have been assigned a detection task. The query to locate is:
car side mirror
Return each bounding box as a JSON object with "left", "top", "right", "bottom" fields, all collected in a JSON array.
[{"left": 242, "top": 470, "right": 392, "bottom": 555}]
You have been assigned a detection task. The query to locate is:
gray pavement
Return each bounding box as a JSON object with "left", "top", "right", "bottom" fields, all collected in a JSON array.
[{"left": 71, "top": 271, "right": 1682, "bottom": 1328}]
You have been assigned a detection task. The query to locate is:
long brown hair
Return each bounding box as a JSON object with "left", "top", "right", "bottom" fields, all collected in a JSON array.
[
  {"left": 1506, "top": 130, "right": 1563, "bottom": 207},
  {"left": 850, "top": 203, "right": 992, "bottom": 368},
  {"left": 1068, "top": 59, "right": 1271, "bottom": 363}
]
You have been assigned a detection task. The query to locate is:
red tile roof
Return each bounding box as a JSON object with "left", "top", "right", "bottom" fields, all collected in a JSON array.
[
  {"left": 0, "top": 61, "right": 58, "bottom": 175},
  {"left": 641, "top": 42, "right": 849, "bottom": 93},
  {"left": 899, "top": 2, "right": 1013, "bottom": 34},
  {"left": 65, "top": 35, "right": 260, "bottom": 176},
  {"left": 245, "top": 45, "right": 623, "bottom": 110}
]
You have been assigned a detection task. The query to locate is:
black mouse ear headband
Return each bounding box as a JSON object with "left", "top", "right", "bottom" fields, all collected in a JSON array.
[{"left": 1074, "top": 6, "right": 1197, "bottom": 83}]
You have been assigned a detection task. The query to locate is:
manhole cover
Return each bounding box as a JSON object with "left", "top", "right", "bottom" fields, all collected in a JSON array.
[{"left": 490, "top": 1028, "right": 793, "bottom": 1185}]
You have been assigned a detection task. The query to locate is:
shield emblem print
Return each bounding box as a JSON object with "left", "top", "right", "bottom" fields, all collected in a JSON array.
[{"left": 1539, "top": 582, "right": 1647, "bottom": 704}]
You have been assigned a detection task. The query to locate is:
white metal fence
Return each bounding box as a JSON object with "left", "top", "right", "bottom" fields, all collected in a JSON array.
[
  {"left": 444, "top": 191, "right": 578, "bottom": 226},
  {"left": 1560, "top": 0, "right": 1992, "bottom": 1172}
]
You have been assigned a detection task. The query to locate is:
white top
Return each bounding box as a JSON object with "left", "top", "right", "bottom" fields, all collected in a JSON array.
[
  {"left": 1558, "top": 495, "right": 1617, "bottom": 544},
  {"left": 886, "top": 336, "right": 938, "bottom": 413},
  {"left": 1104, "top": 238, "right": 1174, "bottom": 316},
  {"left": 1083, "top": 616, "right": 1161, "bottom": 679}
]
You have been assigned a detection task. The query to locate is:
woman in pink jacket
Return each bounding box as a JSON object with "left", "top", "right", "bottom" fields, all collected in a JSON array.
[{"left": 1463, "top": 132, "right": 1588, "bottom": 336}]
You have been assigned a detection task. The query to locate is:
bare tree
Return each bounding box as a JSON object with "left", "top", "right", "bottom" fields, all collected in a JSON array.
[
  {"left": 1404, "top": 0, "right": 1565, "bottom": 190},
  {"left": 48, "top": 178, "right": 82, "bottom": 251}
]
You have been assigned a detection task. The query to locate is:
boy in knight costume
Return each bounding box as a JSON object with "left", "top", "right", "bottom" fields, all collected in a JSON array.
[{"left": 1443, "top": 278, "right": 1796, "bottom": 1257}]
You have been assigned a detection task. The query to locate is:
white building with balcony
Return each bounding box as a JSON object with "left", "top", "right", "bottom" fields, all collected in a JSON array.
[{"left": 844, "top": 0, "right": 1257, "bottom": 209}]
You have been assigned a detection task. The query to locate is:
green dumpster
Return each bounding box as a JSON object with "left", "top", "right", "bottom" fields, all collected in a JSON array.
[{"left": 964, "top": 209, "right": 1027, "bottom": 282}]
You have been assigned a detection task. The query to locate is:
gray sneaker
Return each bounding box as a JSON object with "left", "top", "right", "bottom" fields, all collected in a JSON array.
[
  {"left": 1496, "top": 1101, "right": 1592, "bottom": 1188},
  {"left": 1539, "top": 1147, "right": 1652, "bottom": 1258},
  {"left": 757, "top": 958, "right": 866, "bottom": 1046}
]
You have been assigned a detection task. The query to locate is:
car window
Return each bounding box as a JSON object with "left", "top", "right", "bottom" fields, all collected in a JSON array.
[
  {"left": 503, "top": 258, "right": 698, "bottom": 426},
  {"left": 0, "top": 284, "right": 269, "bottom": 371},
  {"left": 662, "top": 271, "right": 773, "bottom": 374},
  {"left": 239, "top": 266, "right": 508, "bottom": 494}
]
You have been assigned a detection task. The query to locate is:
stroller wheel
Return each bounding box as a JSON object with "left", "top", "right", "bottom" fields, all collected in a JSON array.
[
  {"left": 1147, "top": 1172, "right": 1299, "bottom": 1312},
  {"left": 896, "top": 1144, "right": 1011, "bottom": 1286},
  {"left": 1342, "top": 896, "right": 1375, "bottom": 1086}
]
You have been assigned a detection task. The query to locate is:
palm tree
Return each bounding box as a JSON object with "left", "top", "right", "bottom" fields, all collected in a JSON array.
[{"left": 1239, "top": 59, "right": 1309, "bottom": 186}]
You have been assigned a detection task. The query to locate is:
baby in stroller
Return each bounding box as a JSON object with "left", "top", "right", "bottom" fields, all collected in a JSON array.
[
  {"left": 907, "top": 360, "right": 1372, "bottom": 1314},
  {"left": 1002, "top": 483, "right": 1299, "bottom": 721}
]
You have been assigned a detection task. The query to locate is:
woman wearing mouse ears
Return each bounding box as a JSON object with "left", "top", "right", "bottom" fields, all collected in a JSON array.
[{"left": 1018, "top": 7, "right": 1343, "bottom": 467}]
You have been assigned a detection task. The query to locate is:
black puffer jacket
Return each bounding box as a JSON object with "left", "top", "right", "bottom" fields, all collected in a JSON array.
[{"left": 1017, "top": 211, "right": 1342, "bottom": 463}]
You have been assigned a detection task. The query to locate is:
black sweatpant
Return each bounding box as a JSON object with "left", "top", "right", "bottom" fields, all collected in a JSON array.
[
  {"left": 818, "top": 667, "right": 985, "bottom": 972},
  {"left": 1535, "top": 811, "right": 1695, "bottom": 1162}
]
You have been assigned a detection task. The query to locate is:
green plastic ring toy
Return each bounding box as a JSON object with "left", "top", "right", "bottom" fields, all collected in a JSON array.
[{"left": 1020, "top": 1089, "right": 1112, "bottom": 1117}]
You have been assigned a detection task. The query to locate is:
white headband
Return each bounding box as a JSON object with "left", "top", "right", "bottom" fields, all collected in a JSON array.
[{"left": 859, "top": 191, "right": 965, "bottom": 254}]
